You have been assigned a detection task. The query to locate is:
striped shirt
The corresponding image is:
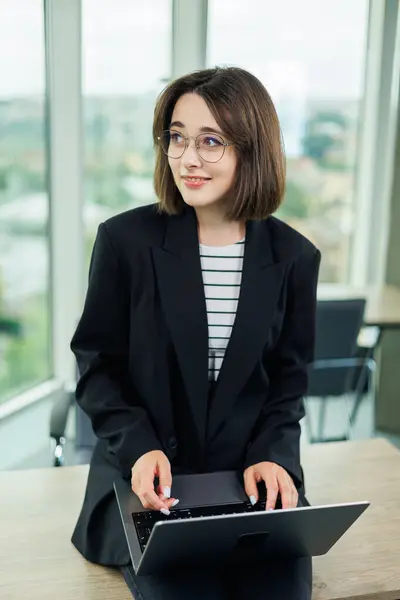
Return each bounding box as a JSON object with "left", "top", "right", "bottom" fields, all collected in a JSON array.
[{"left": 199, "top": 238, "right": 245, "bottom": 381}]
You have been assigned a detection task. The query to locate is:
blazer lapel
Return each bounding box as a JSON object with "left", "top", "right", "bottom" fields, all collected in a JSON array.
[
  {"left": 152, "top": 208, "right": 209, "bottom": 453},
  {"left": 207, "top": 219, "right": 287, "bottom": 442}
]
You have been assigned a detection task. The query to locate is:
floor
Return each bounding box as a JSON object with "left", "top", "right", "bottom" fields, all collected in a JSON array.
[{"left": 15, "top": 390, "right": 400, "bottom": 470}]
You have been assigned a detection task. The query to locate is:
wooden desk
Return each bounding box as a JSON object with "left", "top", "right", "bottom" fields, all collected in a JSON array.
[
  {"left": 0, "top": 438, "right": 399, "bottom": 600},
  {"left": 0, "top": 465, "right": 130, "bottom": 600},
  {"left": 303, "top": 438, "right": 400, "bottom": 600},
  {"left": 318, "top": 284, "right": 400, "bottom": 329}
]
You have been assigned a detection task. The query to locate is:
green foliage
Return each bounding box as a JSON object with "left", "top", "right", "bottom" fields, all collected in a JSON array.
[
  {"left": 0, "top": 293, "right": 50, "bottom": 401},
  {"left": 302, "top": 133, "right": 336, "bottom": 161},
  {"left": 310, "top": 111, "right": 348, "bottom": 129},
  {"left": 0, "top": 170, "right": 7, "bottom": 190},
  {"left": 302, "top": 110, "right": 348, "bottom": 163},
  {"left": 85, "top": 160, "right": 133, "bottom": 209},
  {"left": 278, "top": 179, "right": 312, "bottom": 220}
]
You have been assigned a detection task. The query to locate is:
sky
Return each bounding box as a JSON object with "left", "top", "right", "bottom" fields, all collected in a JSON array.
[{"left": 0, "top": 0, "right": 368, "bottom": 99}]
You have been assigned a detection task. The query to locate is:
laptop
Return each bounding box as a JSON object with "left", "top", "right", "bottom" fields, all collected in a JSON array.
[{"left": 114, "top": 470, "right": 369, "bottom": 576}]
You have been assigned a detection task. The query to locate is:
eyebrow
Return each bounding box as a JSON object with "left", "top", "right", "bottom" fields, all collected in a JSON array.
[{"left": 169, "top": 121, "right": 224, "bottom": 136}]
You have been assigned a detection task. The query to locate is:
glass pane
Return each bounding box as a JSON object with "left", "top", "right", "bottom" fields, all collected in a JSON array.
[
  {"left": 0, "top": 1, "right": 51, "bottom": 403},
  {"left": 82, "top": 0, "right": 172, "bottom": 261},
  {"left": 207, "top": 0, "right": 369, "bottom": 283}
]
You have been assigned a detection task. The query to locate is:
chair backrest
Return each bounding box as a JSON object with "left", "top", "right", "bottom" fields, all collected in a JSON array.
[
  {"left": 314, "top": 299, "right": 366, "bottom": 360},
  {"left": 308, "top": 299, "right": 366, "bottom": 397}
]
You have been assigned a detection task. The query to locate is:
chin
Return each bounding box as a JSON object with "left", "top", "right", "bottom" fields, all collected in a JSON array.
[{"left": 181, "top": 193, "right": 223, "bottom": 209}]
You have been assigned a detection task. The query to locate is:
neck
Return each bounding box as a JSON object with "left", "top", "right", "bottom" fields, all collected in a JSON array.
[{"left": 195, "top": 206, "right": 245, "bottom": 247}]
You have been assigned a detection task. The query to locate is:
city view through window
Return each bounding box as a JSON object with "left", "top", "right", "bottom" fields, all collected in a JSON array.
[
  {"left": 0, "top": 2, "right": 50, "bottom": 403},
  {"left": 208, "top": 0, "right": 369, "bottom": 284}
]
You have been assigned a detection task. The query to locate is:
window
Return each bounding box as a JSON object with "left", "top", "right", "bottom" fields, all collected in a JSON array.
[
  {"left": 0, "top": 2, "right": 51, "bottom": 404},
  {"left": 82, "top": 0, "right": 172, "bottom": 260},
  {"left": 207, "top": 0, "right": 369, "bottom": 283}
]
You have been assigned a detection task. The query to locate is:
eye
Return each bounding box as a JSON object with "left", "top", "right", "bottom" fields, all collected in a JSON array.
[
  {"left": 170, "top": 131, "right": 184, "bottom": 144},
  {"left": 201, "top": 135, "right": 224, "bottom": 148}
]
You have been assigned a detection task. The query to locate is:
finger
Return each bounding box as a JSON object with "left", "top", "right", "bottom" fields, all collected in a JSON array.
[
  {"left": 278, "top": 472, "right": 294, "bottom": 509},
  {"left": 155, "top": 483, "right": 166, "bottom": 499},
  {"left": 281, "top": 471, "right": 297, "bottom": 509},
  {"left": 264, "top": 474, "right": 279, "bottom": 511},
  {"left": 155, "top": 496, "right": 179, "bottom": 510},
  {"left": 243, "top": 470, "right": 258, "bottom": 505},
  {"left": 157, "top": 458, "right": 173, "bottom": 500},
  {"left": 167, "top": 497, "right": 180, "bottom": 509},
  {"left": 155, "top": 487, "right": 180, "bottom": 509},
  {"left": 140, "top": 475, "right": 170, "bottom": 513},
  {"left": 143, "top": 493, "right": 178, "bottom": 512},
  {"left": 287, "top": 477, "right": 298, "bottom": 509},
  {"left": 141, "top": 488, "right": 171, "bottom": 513},
  {"left": 131, "top": 471, "right": 141, "bottom": 496},
  {"left": 291, "top": 482, "right": 299, "bottom": 508},
  {"left": 155, "top": 484, "right": 179, "bottom": 507}
]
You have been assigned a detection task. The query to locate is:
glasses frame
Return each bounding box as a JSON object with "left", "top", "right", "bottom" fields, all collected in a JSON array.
[{"left": 157, "top": 129, "right": 234, "bottom": 163}]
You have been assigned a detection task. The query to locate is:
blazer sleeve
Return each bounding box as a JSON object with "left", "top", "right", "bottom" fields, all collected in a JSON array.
[
  {"left": 243, "top": 246, "right": 321, "bottom": 489},
  {"left": 71, "top": 223, "right": 163, "bottom": 478}
]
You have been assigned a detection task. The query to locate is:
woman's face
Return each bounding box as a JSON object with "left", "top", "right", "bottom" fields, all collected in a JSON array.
[{"left": 167, "top": 93, "right": 237, "bottom": 214}]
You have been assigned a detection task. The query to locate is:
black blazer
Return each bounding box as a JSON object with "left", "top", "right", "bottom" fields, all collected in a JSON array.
[{"left": 70, "top": 203, "right": 320, "bottom": 566}]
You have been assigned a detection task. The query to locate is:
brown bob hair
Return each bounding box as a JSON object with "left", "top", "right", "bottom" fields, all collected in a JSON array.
[{"left": 153, "top": 66, "right": 286, "bottom": 221}]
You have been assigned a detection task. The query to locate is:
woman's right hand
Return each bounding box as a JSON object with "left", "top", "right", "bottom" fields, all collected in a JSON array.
[{"left": 131, "top": 450, "right": 179, "bottom": 514}]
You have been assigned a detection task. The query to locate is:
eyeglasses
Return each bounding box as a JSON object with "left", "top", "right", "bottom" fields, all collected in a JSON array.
[{"left": 157, "top": 129, "right": 234, "bottom": 163}]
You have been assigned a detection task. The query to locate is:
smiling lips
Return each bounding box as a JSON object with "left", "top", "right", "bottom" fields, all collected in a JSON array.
[{"left": 182, "top": 176, "right": 211, "bottom": 188}]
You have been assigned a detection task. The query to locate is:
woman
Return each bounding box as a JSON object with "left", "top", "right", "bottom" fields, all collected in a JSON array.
[{"left": 71, "top": 66, "right": 320, "bottom": 599}]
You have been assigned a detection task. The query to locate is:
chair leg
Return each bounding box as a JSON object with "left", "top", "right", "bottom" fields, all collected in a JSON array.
[
  {"left": 303, "top": 398, "right": 314, "bottom": 443},
  {"left": 318, "top": 398, "right": 327, "bottom": 441},
  {"left": 350, "top": 394, "right": 363, "bottom": 429},
  {"left": 343, "top": 392, "right": 360, "bottom": 440}
]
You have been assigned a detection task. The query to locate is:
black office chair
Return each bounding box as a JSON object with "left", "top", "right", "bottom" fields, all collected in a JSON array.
[{"left": 305, "top": 299, "right": 377, "bottom": 444}]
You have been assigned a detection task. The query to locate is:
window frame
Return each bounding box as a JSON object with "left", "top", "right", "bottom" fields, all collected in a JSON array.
[{"left": 45, "top": 0, "right": 84, "bottom": 389}]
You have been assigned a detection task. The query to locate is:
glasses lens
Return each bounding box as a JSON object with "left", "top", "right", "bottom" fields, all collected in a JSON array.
[
  {"left": 160, "top": 130, "right": 185, "bottom": 158},
  {"left": 197, "top": 133, "right": 225, "bottom": 162}
]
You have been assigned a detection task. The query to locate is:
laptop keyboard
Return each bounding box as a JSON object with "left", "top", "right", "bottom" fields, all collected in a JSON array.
[{"left": 132, "top": 501, "right": 268, "bottom": 552}]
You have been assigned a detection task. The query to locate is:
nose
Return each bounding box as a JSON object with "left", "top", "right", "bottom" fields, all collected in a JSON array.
[{"left": 181, "top": 138, "right": 202, "bottom": 168}]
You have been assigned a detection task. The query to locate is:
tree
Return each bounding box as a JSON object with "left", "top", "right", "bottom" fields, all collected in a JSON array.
[
  {"left": 302, "top": 111, "right": 348, "bottom": 163},
  {"left": 278, "top": 180, "right": 311, "bottom": 220},
  {"left": 0, "top": 293, "right": 49, "bottom": 399}
]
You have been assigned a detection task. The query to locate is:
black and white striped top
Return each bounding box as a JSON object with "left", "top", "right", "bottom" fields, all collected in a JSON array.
[{"left": 199, "top": 238, "right": 245, "bottom": 381}]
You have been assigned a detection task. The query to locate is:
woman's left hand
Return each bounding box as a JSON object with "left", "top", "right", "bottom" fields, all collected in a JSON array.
[{"left": 243, "top": 461, "right": 298, "bottom": 511}]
